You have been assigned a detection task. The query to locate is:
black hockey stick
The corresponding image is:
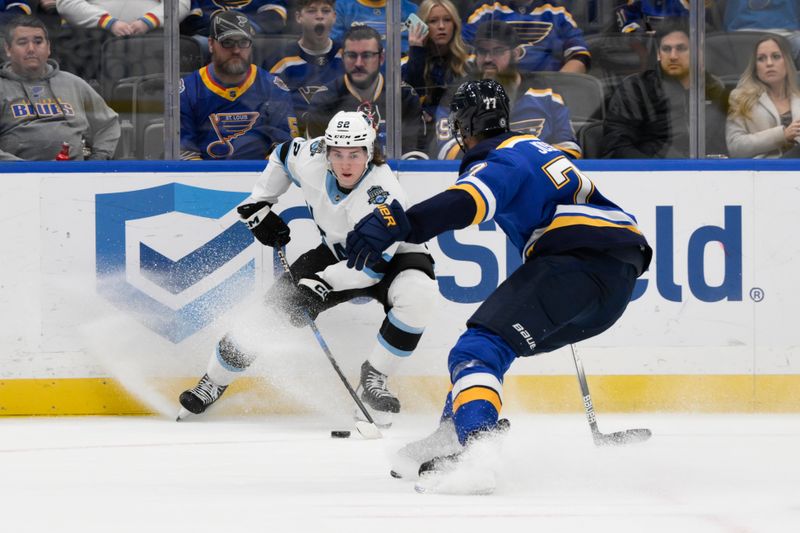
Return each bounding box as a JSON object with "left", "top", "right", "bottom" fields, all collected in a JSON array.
[
  {"left": 569, "top": 344, "right": 651, "bottom": 446},
  {"left": 276, "top": 248, "right": 382, "bottom": 439}
]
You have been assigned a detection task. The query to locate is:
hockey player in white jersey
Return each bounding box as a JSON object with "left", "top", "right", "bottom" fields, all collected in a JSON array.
[{"left": 178, "top": 111, "right": 437, "bottom": 426}]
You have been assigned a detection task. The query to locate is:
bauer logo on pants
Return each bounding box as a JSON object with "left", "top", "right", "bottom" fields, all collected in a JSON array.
[{"left": 95, "top": 184, "right": 253, "bottom": 343}]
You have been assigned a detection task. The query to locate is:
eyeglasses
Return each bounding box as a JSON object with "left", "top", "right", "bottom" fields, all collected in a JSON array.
[
  {"left": 218, "top": 38, "right": 253, "bottom": 49},
  {"left": 343, "top": 51, "right": 381, "bottom": 61},
  {"left": 475, "top": 46, "right": 511, "bottom": 58},
  {"left": 659, "top": 44, "right": 688, "bottom": 54}
]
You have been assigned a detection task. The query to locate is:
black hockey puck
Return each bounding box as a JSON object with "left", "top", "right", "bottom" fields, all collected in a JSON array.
[{"left": 330, "top": 430, "right": 351, "bottom": 438}]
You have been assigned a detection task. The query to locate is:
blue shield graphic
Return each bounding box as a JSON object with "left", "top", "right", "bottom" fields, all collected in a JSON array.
[{"left": 96, "top": 183, "right": 253, "bottom": 342}]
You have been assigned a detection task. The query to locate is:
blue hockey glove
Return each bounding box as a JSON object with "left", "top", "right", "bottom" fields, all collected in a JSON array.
[
  {"left": 237, "top": 201, "right": 290, "bottom": 248},
  {"left": 345, "top": 200, "right": 411, "bottom": 270},
  {"left": 287, "top": 274, "right": 332, "bottom": 327}
]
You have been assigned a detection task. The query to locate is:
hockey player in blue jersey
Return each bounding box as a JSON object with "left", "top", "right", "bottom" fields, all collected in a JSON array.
[
  {"left": 463, "top": 0, "right": 591, "bottom": 73},
  {"left": 180, "top": 11, "right": 296, "bottom": 160},
  {"left": 345, "top": 79, "right": 652, "bottom": 493}
]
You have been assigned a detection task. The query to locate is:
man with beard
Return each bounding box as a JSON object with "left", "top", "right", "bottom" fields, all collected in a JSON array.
[
  {"left": 602, "top": 19, "right": 728, "bottom": 158},
  {"left": 462, "top": 0, "right": 591, "bottom": 73},
  {"left": 433, "top": 21, "right": 581, "bottom": 160},
  {"left": 263, "top": 0, "right": 344, "bottom": 133},
  {"left": 180, "top": 11, "right": 296, "bottom": 160},
  {"left": 304, "top": 25, "right": 427, "bottom": 158}
]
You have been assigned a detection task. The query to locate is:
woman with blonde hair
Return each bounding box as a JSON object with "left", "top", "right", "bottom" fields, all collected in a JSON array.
[
  {"left": 402, "top": 0, "right": 469, "bottom": 145},
  {"left": 726, "top": 35, "right": 800, "bottom": 158}
]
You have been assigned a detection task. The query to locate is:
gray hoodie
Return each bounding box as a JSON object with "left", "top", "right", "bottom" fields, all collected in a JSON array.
[{"left": 0, "top": 59, "right": 120, "bottom": 161}]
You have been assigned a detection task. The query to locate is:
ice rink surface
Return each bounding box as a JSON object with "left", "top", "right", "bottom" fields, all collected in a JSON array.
[{"left": 1, "top": 412, "right": 798, "bottom": 533}]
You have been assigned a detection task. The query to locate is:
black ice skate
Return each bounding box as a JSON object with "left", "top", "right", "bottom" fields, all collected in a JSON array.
[
  {"left": 354, "top": 361, "right": 400, "bottom": 428},
  {"left": 414, "top": 418, "right": 511, "bottom": 495},
  {"left": 176, "top": 374, "right": 228, "bottom": 420}
]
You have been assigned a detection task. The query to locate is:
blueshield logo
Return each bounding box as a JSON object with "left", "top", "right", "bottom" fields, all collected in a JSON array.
[{"left": 95, "top": 184, "right": 253, "bottom": 343}]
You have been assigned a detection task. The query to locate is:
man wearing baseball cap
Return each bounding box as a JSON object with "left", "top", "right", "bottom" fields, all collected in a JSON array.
[
  {"left": 180, "top": 10, "right": 297, "bottom": 160},
  {"left": 432, "top": 20, "right": 581, "bottom": 160}
]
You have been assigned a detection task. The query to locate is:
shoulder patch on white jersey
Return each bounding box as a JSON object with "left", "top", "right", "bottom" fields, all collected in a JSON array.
[
  {"left": 309, "top": 139, "right": 326, "bottom": 155},
  {"left": 366, "top": 185, "right": 390, "bottom": 205}
]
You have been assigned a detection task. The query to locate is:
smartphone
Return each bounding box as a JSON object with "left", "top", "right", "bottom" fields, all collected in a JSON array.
[{"left": 403, "top": 13, "right": 429, "bottom": 36}]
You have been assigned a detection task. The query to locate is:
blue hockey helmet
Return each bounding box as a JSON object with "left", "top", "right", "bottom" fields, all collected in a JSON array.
[{"left": 448, "top": 79, "right": 510, "bottom": 151}]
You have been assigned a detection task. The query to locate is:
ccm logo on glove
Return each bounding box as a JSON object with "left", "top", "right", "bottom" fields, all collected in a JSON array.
[{"left": 237, "top": 201, "right": 291, "bottom": 248}]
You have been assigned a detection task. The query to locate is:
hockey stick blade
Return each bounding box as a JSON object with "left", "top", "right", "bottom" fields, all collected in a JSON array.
[
  {"left": 354, "top": 421, "right": 382, "bottom": 440},
  {"left": 593, "top": 428, "right": 652, "bottom": 446}
]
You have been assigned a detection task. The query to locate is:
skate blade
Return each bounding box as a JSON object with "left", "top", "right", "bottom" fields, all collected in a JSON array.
[
  {"left": 389, "top": 451, "right": 421, "bottom": 480},
  {"left": 354, "top": 421, "right": 383, "bottom": 440},
  {"left": 175, "top": 407, "right": 192, "bottom": 421}
]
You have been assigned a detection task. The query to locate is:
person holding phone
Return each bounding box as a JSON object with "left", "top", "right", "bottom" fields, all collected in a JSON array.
[{"left": 402, "top": 0, "right": 469, "bottom": 145}]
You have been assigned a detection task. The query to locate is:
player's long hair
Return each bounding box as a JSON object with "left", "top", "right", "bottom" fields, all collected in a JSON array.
[
  {"left": 729, "top": 36, "right": 800, "bottom": 120},
  {"left": 416, "top": 0, "right": 468, "bottom": 85}
]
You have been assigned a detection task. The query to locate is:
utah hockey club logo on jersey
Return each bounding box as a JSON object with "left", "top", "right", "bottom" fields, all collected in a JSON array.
[
  {"left": 366, "top": 185, "right": 389, "bottom": 205},
  {"left": 95, "top": 184, "right": 254, "bottom": 342},
  {"left": 309, "top": 139, "right": 326, "bottom": 154}
]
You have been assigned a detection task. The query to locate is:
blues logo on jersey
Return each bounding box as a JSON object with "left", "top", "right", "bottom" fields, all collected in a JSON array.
[{"left": 180, "top": 64, "right": 296, "bottom": 160}]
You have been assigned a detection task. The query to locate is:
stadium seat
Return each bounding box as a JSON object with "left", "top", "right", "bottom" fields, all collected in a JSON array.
[
  {"left": 525, "top": 71, "right": 605, "bottom": 130},
  {"left": 142, "top": 119, "right": 165, "bottom": 160},
  {"left": 705, "top": 31, "right": 783, "bottom": 88},
  {"left": 133, "top": 76, "right": 166, "bottom": 159},
  {"left": 252, "top": 34, "right": 300, "bottom": 70},
  {"left": 577, "top": 121, "right": 604, "bottom": 159},
  {"left": 585, "top": 32, "right": 656, "bottom": 98},
  {"left": 51, "top": 28, "right": 109, "bottom": 85},
  {"left": 99, "top": 34, "right": 203, "bottom": 97}
]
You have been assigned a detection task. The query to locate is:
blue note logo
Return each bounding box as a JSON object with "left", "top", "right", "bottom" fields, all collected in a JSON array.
[{"left": 95, "top": 183, "right": 253, "bottom": 343}]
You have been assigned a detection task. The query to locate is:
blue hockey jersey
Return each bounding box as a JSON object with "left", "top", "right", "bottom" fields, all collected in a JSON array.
[
  {"left": 330, "top": 0, "right": 418, "bottom": 53},
  {"left": 463, "top": 1, "right": 590, "bottom": 72},
  {"left": 616, "top": 0, "right": 689, "bottom": 33},
  {"left": 433, "top": 87, "right": 581, "bottom": 160},
  {"left": 179, "top": 63, "right": 296, "bottom": 160},
  {"left": 185, "top": 0, "right": 288, "bottom": 34},
  {"left": 263, "top": 41, "right": 345, "bottom": 121},
  {"left": 451, "top": 132, "right": 648, "bottom": 261}
]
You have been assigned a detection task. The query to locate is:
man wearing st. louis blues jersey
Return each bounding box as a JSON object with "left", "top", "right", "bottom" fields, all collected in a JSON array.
[
  {"left": 330, "top": 0, "right": 418, "bottom": 53},
  {"left": 180, "top": 11, "right": 296, "bottom": 160},
  {"left": 463, "top": 0, "right": 591, "bottom": 73},
  {"left": 177, "top": 111, "right": 436, "bottom": 428},
  {"left": 346, "top": 80, "right": 651, "bottom": 494},
  {"left": 433, "top": 21, "right": 580, "bottom": 160},
  {"left": 263, "top": 0, "right": 344, "bottom": 130}
]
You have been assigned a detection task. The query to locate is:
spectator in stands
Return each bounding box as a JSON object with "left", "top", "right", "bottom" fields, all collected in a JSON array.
[
  {"left": 56, "top": 0, "right": 192, "bottom": 36},
  {"left": 305, "top": 25, "right": 427, "bottom": 157},
  {"left": 0, "top": 15, "right": 119, "bottom": 160},
  {"left": 402, "top": 0, "right": 468, "bottom": 141},
  {"left": 462, "top": 0, "right": 591, "bottom": 73},
  {"left": 263, "top": 0, "right": 343, "bottom": 132},
  {"left": 432, "top": 20, "right": 580, "bottom": 160},
  {"left": 182, "top": 0, "right": 288, "bottom": 37},
  {"left": 1, "top": 2, "right": 32, "bottom": 30},
  {"left": 724, "top": 0, "right": 800, "bottom": 67},
  {"left": 180, "top": 11, "right": 296, "bottom": 160},
  {"left": 615, "top": 0, "right": 689, "bottom": 34},
  {"left": 726, "top": 36, "right": 800, "bottom": 158},
  {"left": 330, "top": 0, "right": 418, "bottom": 53},
  {"left": 603, "top": 20, "right": 728, "bottom": 158}
]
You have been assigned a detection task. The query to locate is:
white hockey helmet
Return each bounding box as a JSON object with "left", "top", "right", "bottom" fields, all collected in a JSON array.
[{"left": 324, "top": 111, "right": 376, "bottom": 161}]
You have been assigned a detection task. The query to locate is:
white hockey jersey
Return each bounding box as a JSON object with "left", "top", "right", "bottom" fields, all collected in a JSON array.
[{"left": 249, "top": 136, "right": 429, "bottom": 292}]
